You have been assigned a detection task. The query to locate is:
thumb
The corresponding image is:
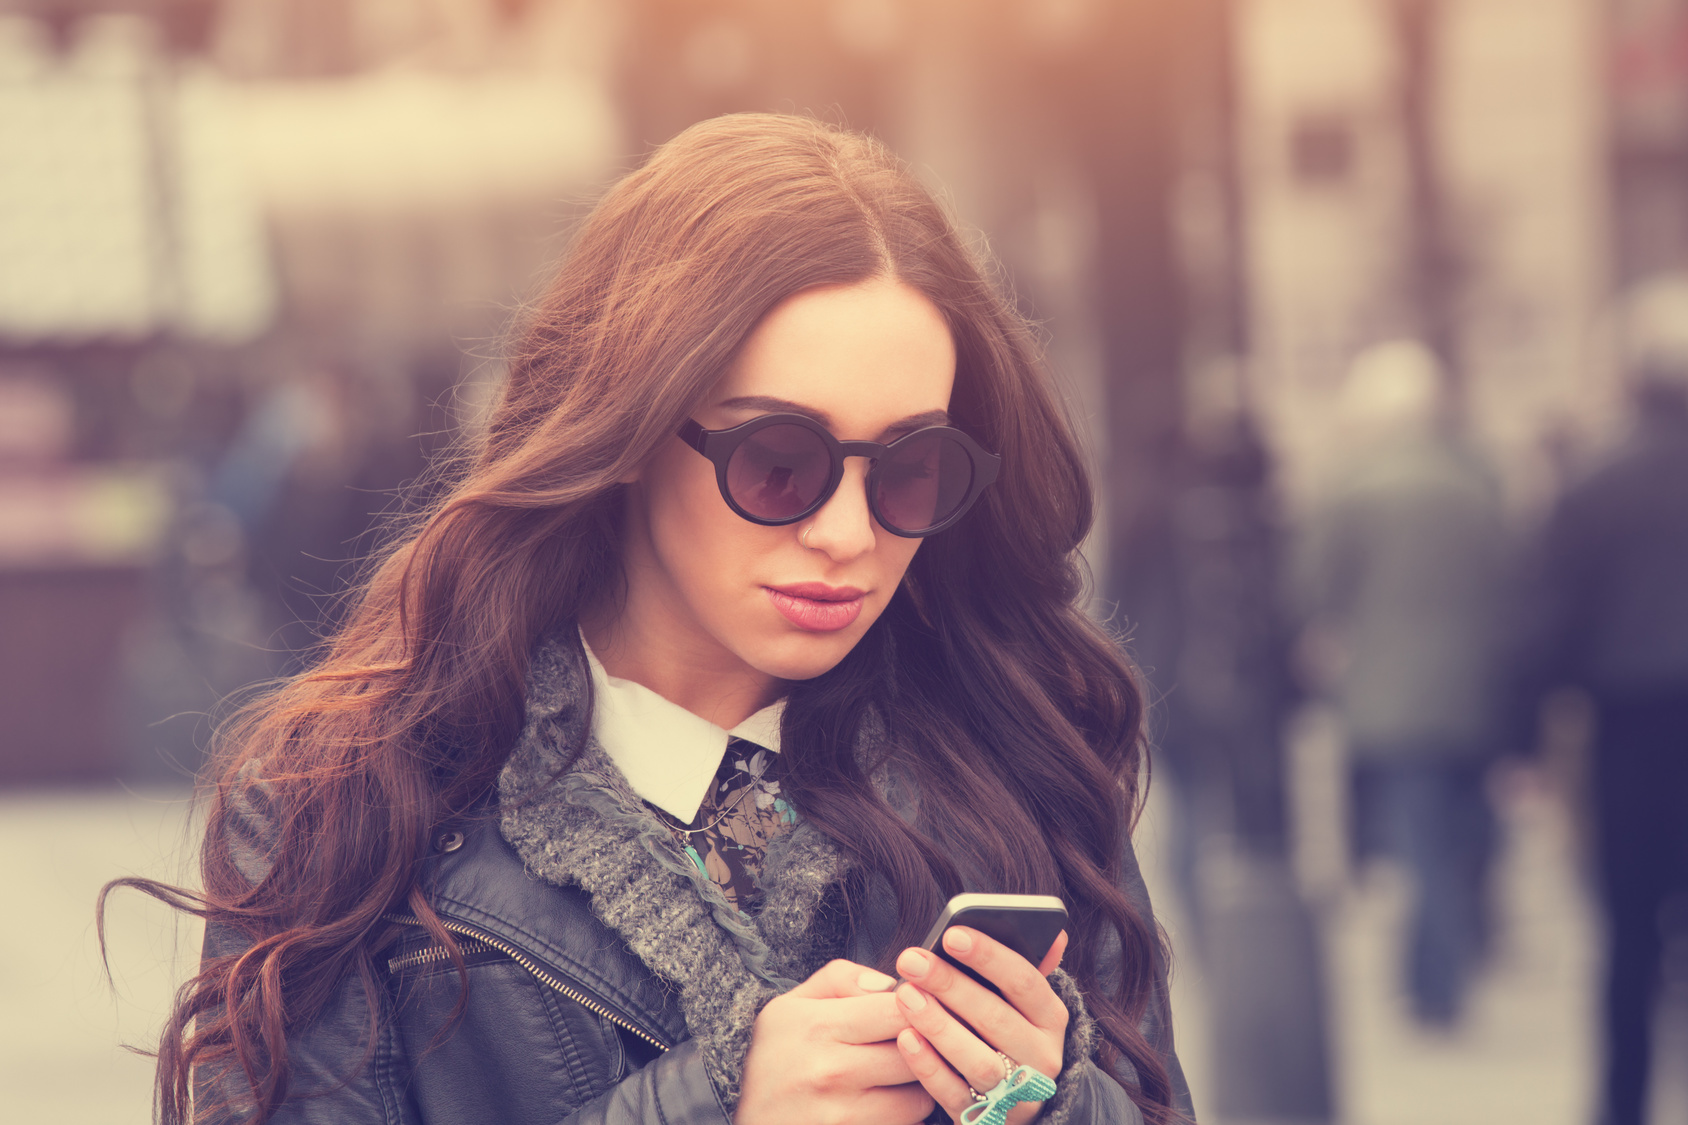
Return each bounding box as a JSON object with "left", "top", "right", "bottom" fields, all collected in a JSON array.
[{"left": 788, "top": 958, "right": 899, "bottom": 1000}]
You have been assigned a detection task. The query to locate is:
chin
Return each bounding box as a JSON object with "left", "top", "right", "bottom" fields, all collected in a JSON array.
[{"left": 749, "top": 629, "right": 866, "bottom": 683}]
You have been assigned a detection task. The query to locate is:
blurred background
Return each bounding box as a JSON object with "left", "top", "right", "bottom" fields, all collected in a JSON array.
[{"left": 4, "top": 0, "right": 1688, "bottom": 1122}]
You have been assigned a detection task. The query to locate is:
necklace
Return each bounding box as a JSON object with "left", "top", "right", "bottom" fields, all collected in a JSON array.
[{"left": 652, "top": 744, "right": 773, "bottom": 838}]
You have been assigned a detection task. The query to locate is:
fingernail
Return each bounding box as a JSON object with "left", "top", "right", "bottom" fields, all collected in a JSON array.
[
  {"left": 899, "top": 948, "right": 933, "bottom": 977},
  {"left": 897, "top": 984, "right": 927, "bottom": 1011},
  {"left": 898, "top": 1028, "right": 921, "bottom": 1052},
  {"left": 945, "top": 928, "right": 973, "bottom": 954},
  {"left": 857, "top": 969, "right": 897, "bottom": 993}
]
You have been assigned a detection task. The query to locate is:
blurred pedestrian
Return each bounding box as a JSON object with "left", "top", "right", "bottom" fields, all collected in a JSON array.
[
  {"left": 1162, "top": 384, "right": 1332, "bottom": 1121},
  {"left": 1148, "top": 382, "right": 1300, "bottom": 918},
  {"left": 1516, "top": 276, "right": 1688, "bottom": 1125},
  {"left": 1297, "top": 340, "right": 1508, "bottom": 1027}
]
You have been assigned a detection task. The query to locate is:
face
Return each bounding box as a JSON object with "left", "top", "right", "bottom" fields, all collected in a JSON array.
[{"left": 608, "top": 277, "right": 957, "bottom": 711}]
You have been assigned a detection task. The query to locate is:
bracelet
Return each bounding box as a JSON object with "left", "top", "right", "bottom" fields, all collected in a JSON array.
[{"left": 959, "top": 1062, "right": 1058, "bottom": 1125}]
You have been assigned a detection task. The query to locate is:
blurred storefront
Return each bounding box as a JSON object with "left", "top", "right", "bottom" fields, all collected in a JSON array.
[
  {"left": 0, "top": 7, "right": 257, "bottom": 781},
  {"left": 0, "top": 0, "right": 621, "bottom": 781}
]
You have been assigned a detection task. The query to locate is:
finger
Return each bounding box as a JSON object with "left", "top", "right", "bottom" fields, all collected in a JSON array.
[
  {"left": 895, "top": 943, "right": 1064, "bottom": 1078},
  {"left": 938, "top": 928, "right": 1070, "bottom": 1036},
  {"left": 789, "top": 958, "right": 889, "bottom": 1000},
  {"left": 825, "top": 993, "right": 915, "bottom": 1045},
  {"left": 896, "top": 982, "right": 1014, "bottom": 1097},
  {"left": 857, "top": 1079, "right": 937, "bottom": 1125},
  {"left": 843, "top": 1041, "right": 921, "bottom": 1087},
  {"left": 895, "top": 944, "right": 1016, "bottom": 1047},
  {"left": 897, "top": 1027, "right": 979, "bottom": 1122},
  {"left": 1037, "top": 930, "right": 1069, "bottom": 977}
]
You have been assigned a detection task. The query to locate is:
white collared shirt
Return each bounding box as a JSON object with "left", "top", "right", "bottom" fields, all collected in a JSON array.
[{"left": 581, "top": 640, "right": 784, "bottom": 824}]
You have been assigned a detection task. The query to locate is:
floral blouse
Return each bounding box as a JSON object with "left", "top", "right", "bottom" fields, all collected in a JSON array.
[{"left": 650, "top": 736, "right": 797, "bottom": 913}]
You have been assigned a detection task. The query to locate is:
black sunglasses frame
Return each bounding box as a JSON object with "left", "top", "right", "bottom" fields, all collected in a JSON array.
[{"left": 677, "top": 412, "right": 1001, "bottom": 538}]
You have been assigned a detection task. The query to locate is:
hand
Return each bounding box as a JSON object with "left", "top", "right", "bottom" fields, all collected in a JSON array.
[
  {"left": 892, "top": 928, "right": 1071, "bottom": 1124},
  {"left": 735, "top": 959, "right": 936, "bottom": 1125}
]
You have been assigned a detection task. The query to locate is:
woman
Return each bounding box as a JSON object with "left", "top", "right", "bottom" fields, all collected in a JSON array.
[{"left": 121, "top": 114, "right": 1193, "bottom": 1125}]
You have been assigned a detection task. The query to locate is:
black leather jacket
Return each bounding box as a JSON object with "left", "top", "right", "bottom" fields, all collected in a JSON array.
[
  {"left": 199, "top": 633, "right": 1194, "bottom": 1125},
  {"left": 199, "top": 805, "right": 1192, "bottom": 1125}
]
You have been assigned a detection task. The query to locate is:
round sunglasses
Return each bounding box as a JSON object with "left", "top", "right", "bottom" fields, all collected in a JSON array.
[{"left": 677, "top": 413, "right": 1001, "bottom": 538}]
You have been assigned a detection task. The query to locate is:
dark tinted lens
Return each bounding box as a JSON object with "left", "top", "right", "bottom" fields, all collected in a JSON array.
[
  {"left": 725, "top": 423, "right": 833, "bottom": 521},
  {"left": 874, "top": 432, "right": 974, "bottom": 533}
]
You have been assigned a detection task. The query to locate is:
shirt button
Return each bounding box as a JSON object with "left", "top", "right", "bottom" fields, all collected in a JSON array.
[{"left": 437, "top": 830, "right": 465, "bottom": 854}]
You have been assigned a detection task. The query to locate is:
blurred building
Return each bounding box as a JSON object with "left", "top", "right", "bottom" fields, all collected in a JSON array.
[
  {"left": 0, "top": 6, "right": 260, "bottom": 781},
  {"left": 1235, "top": 0, "right": 1609, "bottom": 512},
  {"left": 1612, "top": 0, "right": 1688, "bottom": 284},
  {"left": 0, "top": 0, "right": 1207, "bottom": 782},
  {"left": 0, "top": 0, "right": 621, "bottom": 781}
]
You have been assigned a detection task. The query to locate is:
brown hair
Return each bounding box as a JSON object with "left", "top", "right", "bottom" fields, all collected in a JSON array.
[{"left": 108, "top": 113, "right": 1176, "bottom": 1123}]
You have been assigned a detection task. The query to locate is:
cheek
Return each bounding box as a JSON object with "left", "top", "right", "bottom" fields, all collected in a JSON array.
[
  {"left": 654, "top": 455, "right": 714, "bottom": 531},
  {"left": 645, "top": 452, "right": 761, "bottom": 588},
  {"left": 878, "top": 532, "right": 923, "bottom": 586}
]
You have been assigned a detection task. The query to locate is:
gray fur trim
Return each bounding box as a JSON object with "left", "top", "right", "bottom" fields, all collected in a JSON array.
[
  {"left": 1036, "top": 967, "right": 1104, "bottom": 1125},
  {"left": 497, "top": 631, "right": 852, "bottom": 1111},
  {"left": 751, "top": 819, "right": 850, "bottom": 982}
]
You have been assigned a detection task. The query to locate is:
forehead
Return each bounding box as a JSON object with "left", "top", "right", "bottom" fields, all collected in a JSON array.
[{"left": 708, "top": 279, "right": 957, "bottom": 434}]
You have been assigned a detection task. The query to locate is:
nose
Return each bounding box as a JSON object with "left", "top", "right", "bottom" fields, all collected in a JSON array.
[{"left": 802, "top": 458, "right": 877, "bottom": 561}]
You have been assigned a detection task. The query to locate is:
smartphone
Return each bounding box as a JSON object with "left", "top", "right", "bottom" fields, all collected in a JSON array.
[{"left": 919, "top": 893, "right": 1068, "bottom": 996}]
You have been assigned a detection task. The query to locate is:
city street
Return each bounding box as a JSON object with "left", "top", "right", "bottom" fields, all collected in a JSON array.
[
  {"left": 1, "top": 790, "right": 202, "bottom": 1124},
  {"left": 2, "top": 775, "right": 1680, "bottom": 1123},
  {"left": 1140, "top": 762, "right": 1688, "bottom": 1125}
]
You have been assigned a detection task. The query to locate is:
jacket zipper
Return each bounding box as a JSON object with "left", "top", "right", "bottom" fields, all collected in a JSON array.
[
  {"left": 388, "top": 937, "right": 493, "bottom": 972},
  {"left": 384, "top": 913, "right": 671, "bottom": 1053}
]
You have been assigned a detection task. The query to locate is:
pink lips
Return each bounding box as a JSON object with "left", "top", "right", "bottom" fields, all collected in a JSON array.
[{"left": 766, "top": 583, "right": 867, "bottom": 632}]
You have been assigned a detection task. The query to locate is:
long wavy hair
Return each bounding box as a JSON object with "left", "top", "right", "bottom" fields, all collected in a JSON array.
[{"left": 108, "top": 113, "right": 1175, "bottom": 1124}]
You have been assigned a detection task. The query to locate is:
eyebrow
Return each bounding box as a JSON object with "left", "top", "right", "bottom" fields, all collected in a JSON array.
[{"left": 715, "top": 395, "right": 951, "bottom": 439}]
